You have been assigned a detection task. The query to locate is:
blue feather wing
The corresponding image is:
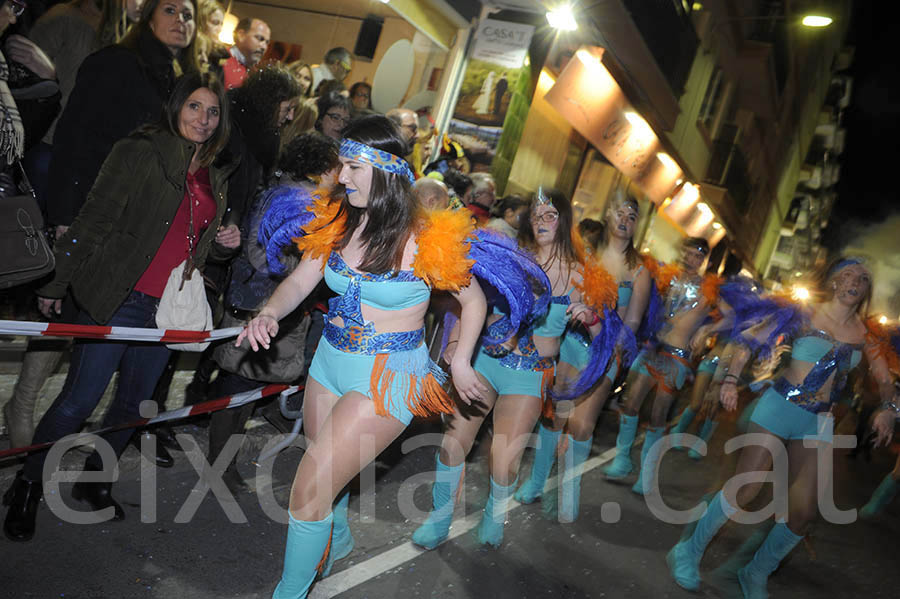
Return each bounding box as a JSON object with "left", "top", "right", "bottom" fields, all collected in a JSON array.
[
  {"left": 467, "top": 229, "right": 551, "bottom": 344},
  {"left": 257, "top": 186, "right": 316, "bottom": 276}
]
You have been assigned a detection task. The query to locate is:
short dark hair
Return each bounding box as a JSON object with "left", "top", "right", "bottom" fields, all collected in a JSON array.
[
  {"left": 443, "top": 169, "right": 472, "bottom": 200},
  {"left": 162, "top": 72, "right": 230, "bottom": 167},
  {"left": 324, "top": 47, "right": 352, "bottom": 65},
  {"left": 278, "top": 131, "right": 339, "bottom": 181},
  {"left": 315, "top": 91, "right": 353, "bottom": 132},
  {"left": 683, "top": 236, "right": 710, "bottom": 256},
  {"left": 338, "top": 115, "right": 418, "bottom": 274},
  {"left": 235, "top": 17, "right": 253, "bottom": 33},
  {"left": 492, "top": 193, "right": 527, "bottom": 218}
]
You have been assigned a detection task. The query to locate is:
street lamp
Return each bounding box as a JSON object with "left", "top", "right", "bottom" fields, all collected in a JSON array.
[{"left": 547, "top": 5, "right": 578, "bottom": 31}]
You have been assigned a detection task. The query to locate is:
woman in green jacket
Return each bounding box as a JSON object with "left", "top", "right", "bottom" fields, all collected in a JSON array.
[{"left": 3, "top": 71, "right": 235, "bottom": 542}]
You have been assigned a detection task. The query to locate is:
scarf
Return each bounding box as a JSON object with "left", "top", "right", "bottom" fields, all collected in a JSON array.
[{"left": 0, "top": 51, "right": 24, "bottom": 165}]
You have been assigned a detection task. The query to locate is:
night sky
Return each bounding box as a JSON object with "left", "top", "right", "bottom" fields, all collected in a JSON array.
[{"left": 824, "top": 0, "right": 900, "bottom": 249}]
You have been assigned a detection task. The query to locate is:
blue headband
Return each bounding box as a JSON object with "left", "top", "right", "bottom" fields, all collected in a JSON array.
[
  {"left": 830, "top": 257, "right": 864, "bottom": 275},
  {"left": 339, "top": 139, "right": 416, "bottom": 184}
]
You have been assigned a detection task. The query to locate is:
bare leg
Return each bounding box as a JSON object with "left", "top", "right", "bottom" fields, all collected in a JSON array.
[
  {"left": 289, "top": 392, "right": 407, "bottom": 520},
  {"left": 438, "top": 371, "right": 498, "bottom": 467},
  {"left": 490, "top": 393, "right": 543, "bottom": 484},
  {"left": 566, "top": 378, "right": 613, "bottom": 441},
  {"left": 622, "top": 370, "right": 657, "bottom": 417}
]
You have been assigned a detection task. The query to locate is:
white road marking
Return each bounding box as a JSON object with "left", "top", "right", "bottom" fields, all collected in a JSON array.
[{"left": 309, "top": 440, "right": 636, "bottom": 598}]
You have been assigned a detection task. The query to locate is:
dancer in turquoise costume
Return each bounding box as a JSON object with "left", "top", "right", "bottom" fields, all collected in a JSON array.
[
  {"left": 515, "top": 193, "right": 652, "bottom": 522},
  {"left": 667, "top": 257, "right": 900, "bottom": 598},
  {"left": 240, "top": 116, "right": 494, "bottom": 599},
  {"left": 412, "top": 188, "right": 624, "bottom": 549}
]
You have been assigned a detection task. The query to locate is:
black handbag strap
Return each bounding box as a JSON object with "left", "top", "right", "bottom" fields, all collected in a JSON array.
[{"left": 15, "top": 161, "right": 36, "bottom": 200}]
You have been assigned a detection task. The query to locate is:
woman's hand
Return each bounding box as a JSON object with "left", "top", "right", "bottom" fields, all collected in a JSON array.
[
  {"left": 871, "top": 409, "right": 896, "bottom": 448},
  {"left": 37, "top": 297, "right": 62, "bottom": 319},
  {"left": 5, "top": 35, "right": 56, "bottom": 80},
  {"left": 719, "top": 380, "right": 738, "bottom": 412},
  {"left": 690, "top": 325, "right": 711, "bottom": 356},
  {"left": 235, "top": 313, "right": 279, "bottom": 351},
  {"left": 450, "top": 360, "right": 487, "bottom": 405},
  {"left": 216, "top": 224, "right": 241, "bottom": 249},
  {"left": 566, "top": 301, "right": 597, "bottom": 325}
]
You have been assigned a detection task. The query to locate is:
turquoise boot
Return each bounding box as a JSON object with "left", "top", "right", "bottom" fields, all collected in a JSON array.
[
  {"left": 272, "top": 512, "right": 334, "bottom": 599},
  {"left": 666, "top": 490, "right": 737, "bottom": 591},
  {"left": 671, "top": 407, "right": 697, "bottom": 450},
  {"left": 559, "top": 435, "right": 592, "bottom": 523},
  {"left": 632, "top": 426, "right": 665, "bottom": 496},
  {"left": 737, "top": 522, "right": 803, "bottom": 599},
  {"left": 411, "top": 454, "right": 464, "bottom": 549},
  {"left": 476, "top": 476, "right": 516, "bottom": 547},
  {"left": 321, "top": 491, "right": 354, "bottom": 576},
  {"left": 859, "top": 474, "right": 899, "bottom": 519},
  {"left": 688, "top": 419, "right": 719, "bottom": 460},
  {"left": 514, "top": 423, "right": 561, "bottom": 504},
  {"left": 603, "top": 414, "right": 638, "bottom": 481}
]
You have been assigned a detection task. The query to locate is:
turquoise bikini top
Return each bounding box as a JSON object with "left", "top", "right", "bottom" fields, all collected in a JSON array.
[
  {"left": 616, "top": 265, "right": 643, "bottom": 310},
  {"left": 791, "top": 329, "right": 862, "bottom": 369},
  {"left": 324, "top": 252, "right": 430, "bottom": 325},
  {"left": 532, "top": 290, "right": 573, "bottom": 338}
]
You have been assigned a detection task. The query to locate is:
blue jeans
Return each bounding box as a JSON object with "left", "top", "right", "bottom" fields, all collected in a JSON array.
[{"left": 23, "top": 291, "right": 172, "bottom": 481}]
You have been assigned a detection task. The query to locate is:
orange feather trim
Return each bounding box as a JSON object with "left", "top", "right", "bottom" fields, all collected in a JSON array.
[
  {"left": 576, "top": 256, "right": 618, "bottom": 311},
  {"left": 293, "top": 190, "right": 346, "bottom": 267},
  {"left": 412, "top": 209, "right": 475, "bottom": 291},
  {"left": 369, "top": 354, "right": 456, "bottom": 419},
  {"left": 701, "top": 274, "right": 724, "bottom": 307},
  {"left": 864, "top": 317, "right": 900, "bottom": 375},
  {"left": 655, "top": 263, "right": 683, "bottom": 295}
]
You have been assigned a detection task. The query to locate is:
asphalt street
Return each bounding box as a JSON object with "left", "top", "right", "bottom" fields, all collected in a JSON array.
[{"left": 1, "top": 370, "right": 898, "bottom": 599}]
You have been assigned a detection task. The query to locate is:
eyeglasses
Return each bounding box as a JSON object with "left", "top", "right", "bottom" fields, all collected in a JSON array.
[
  {"left": 325, "top": 112, "right": 351, "bottom": 125},
  {"left": 353, "top": 92, "right": 370, "bottom": 99},
  {"left": 7, "top": 0, "right": 27, "bottom": 17},
  {"left": 531, "top": 212, "right": 559, "bottom": 223}
]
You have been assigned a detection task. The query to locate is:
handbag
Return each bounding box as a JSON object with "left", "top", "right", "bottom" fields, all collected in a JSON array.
[
  {"left": 213, "top": 308, "right": 310, "bottom": 383},
  {"left": 0, "top": 163, "right": 54, "bottom": 289},
  {"left": 155, "top": 179, "right": 213, "bottom": 351}
]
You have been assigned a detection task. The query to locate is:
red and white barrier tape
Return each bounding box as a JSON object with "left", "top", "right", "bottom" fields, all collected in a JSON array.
[
  {"left": 0, "top": 383, "right": 303, "bottom": 459},
  {"left": 0, "top": 319, "right": 244, "bottom": 344}
]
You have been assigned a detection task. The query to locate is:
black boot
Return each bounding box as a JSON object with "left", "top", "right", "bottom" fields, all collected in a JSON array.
[
  {"left": 131, "top": 431, "right": 175, "bottom": 468},
  {"left": 3, "top": 471, "right": 42, "bottom": 541},
  {"left": 71, "top": 464, "right": 125, "bottom": 521},
  {"left": 154, "top": 425, "right": 182, "bottom": 452},
  {"left": 185, "top": 353, "right": 218, "bottom": 406}
]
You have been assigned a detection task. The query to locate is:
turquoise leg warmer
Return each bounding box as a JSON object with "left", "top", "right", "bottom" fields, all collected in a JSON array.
[
  {"left": 411, "top": 454, "right": 464, "bottom": 550},
  {"left": 476, "top": 476, "right": 516, "bottom": 548},
  {"left": 514, "top": 423, "right": 561, "bottom": 504},
  {"left": 632, "top": 426, "right": 665, "bottom": 496},
  {"left": 321, "top": 491, "right": 354, "bottom": 576},
  {"left": 666, "top": 490, "right": 736, "bottom": 591},
  {"left": 737, "top": 522, "right": 803, "bottom": 599},
  {"left": 671, "top": 407, "right": 697, "bottom": 450},
  {"left": 559, "top": 435, "right": 592, "bottom": 523},
  {"left": 688, "top": 419, "right": 719, "bottom": 460},
  {"left": 859, "top": 474, "right": 899, "bottom": 519},
  {"left": 272, "top": 512, "right": 334, "bottom": 599},
  {"left": 603, "top": 414, "right": 638, "bottom": 481}
]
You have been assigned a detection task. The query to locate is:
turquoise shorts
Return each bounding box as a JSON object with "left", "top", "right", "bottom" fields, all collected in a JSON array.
[
  {"left": 473, "top": 347, "right": 549, "bottom": 399},
  {"left": 749, "top": 387, "right": 834, "bottom": 442},
  {"left": 307, "top": 335, "right": 416, "bottom": 425},
  {"left": 697, "top": 355, "right": 719, "bottom": 375},
  {"left": 557, "top": 333, "right": 618, "bottom": 383},
  {"left": 631, "top": 346, "right": 691, "bottom": 392}
]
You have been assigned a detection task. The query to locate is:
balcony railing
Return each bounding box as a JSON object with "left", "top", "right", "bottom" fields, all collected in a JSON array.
[
  {"left": 705, "top": 137, "right": 753, "bottom": 212},
  {"left": 622, "top": 0, "right": 698, "bottom": 95}
]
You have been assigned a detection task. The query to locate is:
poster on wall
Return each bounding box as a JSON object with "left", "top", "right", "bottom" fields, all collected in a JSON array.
[{"left": 448, "top": 19, "right": 534, "bottom": 171}]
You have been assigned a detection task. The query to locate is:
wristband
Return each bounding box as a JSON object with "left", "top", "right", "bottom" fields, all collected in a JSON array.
[
  {"left": 880, "top": 400, "right": 900, "bottom": 415},
  {"left": 585, "top": 311, "right": 601, "bottom": 327}
]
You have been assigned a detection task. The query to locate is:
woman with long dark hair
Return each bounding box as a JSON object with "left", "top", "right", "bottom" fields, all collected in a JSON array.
[
  {"left": 515, "top": 192, "right": 652, "bottom": 522},
  {"left": 2, "top": 72, "right": 234, "bottom": 542},
  {"left": 667, "top": 257, "right": 899, "bottom": 597},
  {"left": 413, "top": 187, "right": 622, "bottom": 549},
  {"left": 238, "top": 115, "right": 488, "bottom": 598}
]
